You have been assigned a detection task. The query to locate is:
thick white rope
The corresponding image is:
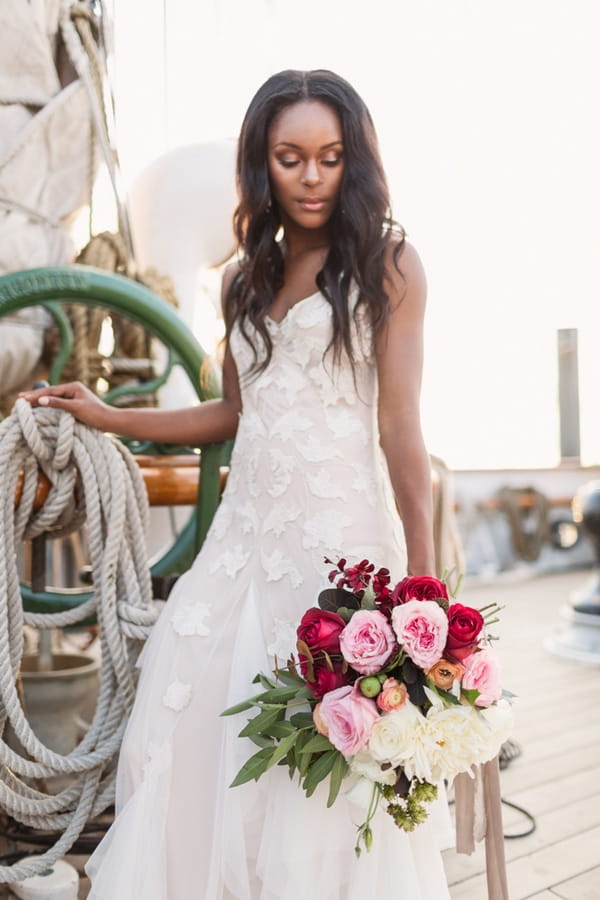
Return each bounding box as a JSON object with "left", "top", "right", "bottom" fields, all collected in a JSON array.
[{"left": 0, "top": 399, "right": 161, "bottom": 882}]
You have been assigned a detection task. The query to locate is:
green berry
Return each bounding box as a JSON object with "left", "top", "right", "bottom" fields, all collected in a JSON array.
[{"left": 359, "top": 676, "right": 382, "bottom": 698}]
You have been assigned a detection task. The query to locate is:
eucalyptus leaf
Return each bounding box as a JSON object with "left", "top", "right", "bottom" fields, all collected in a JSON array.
[
  {"left": 461, "top": 688, "right": 481, "bottom": 706},
  {"left": 267, "top": 731, "right": 300, "bottom": 769},
  {"left": 229, "top": 747, "right": 273, "bottom": 787},
  {"left": 263, "top": 720, "right": 296, "bottom": 739},
  {"left": 273, "top": 667, "right": 305, "bottom": 686},
  {"left": 289, "top": 712, "right": 316, "bottom": 730},
  {"left": 238, "top": 707, "right": 282, "bottom": 737},
  {"left": 248, "top": 734, "right": 275, "bottom": 749},
  {"left": 303, "top": 750, "right": 337, "bottom": 797},
  {"left": 221, "top": 698, "right": 259, "bottom": 717},
  {"left": 299, "top": 734, "right": 335, "bottom": 754},
  {"left": 255, "top": 686, "right": 304, "bottom": 704},
  {"left": 327, "top": 753, "right": 349, "bottom": 807}
]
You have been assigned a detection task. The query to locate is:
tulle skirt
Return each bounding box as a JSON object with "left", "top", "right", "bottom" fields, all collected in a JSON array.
[{"left": 86, "top": 554, "right": 453, "bottom": 899}]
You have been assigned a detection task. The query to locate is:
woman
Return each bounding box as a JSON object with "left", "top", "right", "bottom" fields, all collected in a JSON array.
[{"left": 23, "top": 69, "right": 451, "bottom": 899}]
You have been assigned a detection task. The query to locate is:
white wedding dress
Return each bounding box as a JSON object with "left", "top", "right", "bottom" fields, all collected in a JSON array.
[{"left": 86, "top": 290, "right": 453, "bottom": 899}]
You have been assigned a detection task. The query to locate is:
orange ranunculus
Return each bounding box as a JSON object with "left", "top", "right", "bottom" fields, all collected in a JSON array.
[
  {"left": 425, "top": 659, "right": 464, "bottom": 690},
  {"left": 376, "top": 678, "right": 408, "bottom": 712}
]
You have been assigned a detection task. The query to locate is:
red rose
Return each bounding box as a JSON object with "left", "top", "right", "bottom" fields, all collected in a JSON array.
[
  {"left": 445, "top": 603, "right": 484, "bottom": 661},
  {"left": 303, "top": 662, "right": 350, "bottom": 699},
  {"left": 391, "top": 576, "right": 449, "bottom": 607},
  {"left": 297, "top": 608, "right": 346, "bottom": 655}
]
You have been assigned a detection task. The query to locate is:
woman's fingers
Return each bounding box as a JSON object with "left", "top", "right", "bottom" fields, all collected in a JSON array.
[{"left": 19, "top": 382, "right": 87, "bottom": 406}]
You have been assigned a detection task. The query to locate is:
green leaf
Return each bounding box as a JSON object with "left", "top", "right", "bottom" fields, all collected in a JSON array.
[
  {"left": 229, "top": 747, "right": 273, "bottom": 787},
  {"left": 264, "top": 720, "right": 296, "bottom": 739},
  {"left": 238, "top": 707, "right": 282, "bottom": 737},
  {"left": 361, "top": 587, "right": 377, "bottom": 610},
  {"left": 299, "top": 734, "right": 335, "bottom": 754},
  {"left": 289, "top": 712, "right": 316, "bottom": 730},
  {"left": 461, "top": 688, "right": 481, "bottom": 706},
  {"left": 267, "top": 731, "right": 300, "bottom": 769},
  {"left": 303, "top": 750, "right": 337, "bottom": 797},
  {"left": 253, "top": 673, "right": 276, "bottom": 689},
  {"left": 318, "top": 588, "right": 361, "bottom": 613},
  {"left": 255, "top": 686, "right": 305, "bottom": 704},
  {"left": 248, "top": 734, "right": 275, "bottom": 749},
  {"left": 327, "top": 753, "right": 349, "bottom": 807},
  {"left": 427, "top": 683, "right": 461, "bottom": 706},
  {"left": 221, "top": 698, "right": 259, "bottom": 717},
  {"left": 273, "top": 668, "right": 305, "bottom": 686}
]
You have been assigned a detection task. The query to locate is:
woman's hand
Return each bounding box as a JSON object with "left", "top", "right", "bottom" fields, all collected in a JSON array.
[{"left": 19, "top": 382, "right": 115, "bottom": 431}]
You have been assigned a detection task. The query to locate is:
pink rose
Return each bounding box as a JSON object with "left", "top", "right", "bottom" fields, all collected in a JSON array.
[
  {"left": 461, "top": 648, "right": 502, "bottom": 707},
  {"left": 376, "top": 678, "right": 408, "bottom": 712},
  {"left": 391, "top": 599, "right": 448, "bottom": 669},
  {"left": 319, "top": 684, "right": 380, "bottom": 756},
  {"left": 339, "top": 610, "right": 396, "bottom": 674},
  {"left": 313, "top": 702, "right": 329, "bottom": 737}
]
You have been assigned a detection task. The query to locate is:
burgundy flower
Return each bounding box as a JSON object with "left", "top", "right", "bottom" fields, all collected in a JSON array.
[
  {"left": 297, "top": 608, "right": 346, "bottom": 656},
  {"left": 445, "top": 603, "right": 484, "bottom": 661},
  {"left": 302, "top": 661, "right": 351, "bottom": 699},
  {"left": 391, "top": 575, "right": 449, "bottom": 607}
]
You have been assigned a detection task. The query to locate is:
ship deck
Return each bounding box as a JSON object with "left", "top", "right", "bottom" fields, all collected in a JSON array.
[{"left": 443, "top": 568, "right": 600, "bottom": 899}]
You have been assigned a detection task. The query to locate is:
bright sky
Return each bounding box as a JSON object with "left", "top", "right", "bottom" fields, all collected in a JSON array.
[{"left": 108, "top": 0, "right": 600, "bottom": 470}]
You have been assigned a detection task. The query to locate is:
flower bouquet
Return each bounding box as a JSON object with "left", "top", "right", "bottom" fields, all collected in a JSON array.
[{"left": 222, "top": 558, "right": 513, "bottom": 855}]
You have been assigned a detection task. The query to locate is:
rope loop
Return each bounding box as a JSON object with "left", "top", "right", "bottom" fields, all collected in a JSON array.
[{"left": 0, "top": 400, "right": 159, "bottom": 882}]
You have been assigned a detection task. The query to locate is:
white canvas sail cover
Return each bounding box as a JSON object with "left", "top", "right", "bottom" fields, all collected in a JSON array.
[{"left": 0, "top": 0, "right": 100, "bottom": 393}]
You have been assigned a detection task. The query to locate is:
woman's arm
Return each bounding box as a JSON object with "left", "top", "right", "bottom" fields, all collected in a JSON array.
[
  {"left": 20, "top": 267, "right": 243, "bottom": 447},
  {"left": 376, "top": 240, "right": 434, "bottom": 576}
]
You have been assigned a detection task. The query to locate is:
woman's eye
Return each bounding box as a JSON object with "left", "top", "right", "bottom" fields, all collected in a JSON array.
[
  {"left": 322, "top": 156, "right": 343, "bottom": 167},
  {"left": 278, "top": 158, "right": 300, "bottom": 168}
]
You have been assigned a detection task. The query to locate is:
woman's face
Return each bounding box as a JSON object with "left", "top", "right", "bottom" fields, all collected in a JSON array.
[{"left": 267, "top": 100, "right": 344, "bottom": 233}]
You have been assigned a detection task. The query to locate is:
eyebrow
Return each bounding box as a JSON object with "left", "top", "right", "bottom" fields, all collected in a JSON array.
[{"left": 273, "top": 140, "right": 343, "bottom": 150}]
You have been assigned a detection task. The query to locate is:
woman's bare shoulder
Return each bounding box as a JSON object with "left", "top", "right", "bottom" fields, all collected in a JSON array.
[{"left": 384, "top": 237, "right": 427, "bottom": 311}]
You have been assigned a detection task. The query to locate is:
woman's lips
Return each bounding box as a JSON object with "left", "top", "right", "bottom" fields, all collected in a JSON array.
[{"left": 298, "top": 198, "right": 326, "bottom": 211}]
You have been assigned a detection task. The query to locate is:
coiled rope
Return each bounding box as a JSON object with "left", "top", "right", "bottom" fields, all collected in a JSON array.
[{"left": 0, "top": 399, "right": 160, "bottom": 882}]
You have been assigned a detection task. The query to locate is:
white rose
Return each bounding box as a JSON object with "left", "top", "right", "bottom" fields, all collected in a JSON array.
[
  {"left": 349, "top": 750, "right": 398, "bottom": 786},
  {"left": 418, "top": 705, "right": 486, "bottom": 783},
  {"left": 368, "top": 703, "right": 423, "bottom": 768},
  {"left": 476, "top": 700, "right": 514, "bottom": 764}
]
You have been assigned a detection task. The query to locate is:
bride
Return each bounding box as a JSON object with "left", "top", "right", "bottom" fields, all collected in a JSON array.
[{"left": 23, "top": 68, "right": 452, "bottom": 899}]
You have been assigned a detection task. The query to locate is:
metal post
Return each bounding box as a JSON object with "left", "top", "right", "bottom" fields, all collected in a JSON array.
[{"left": 557, "top": 328, "right": 581, "bottom": 464}]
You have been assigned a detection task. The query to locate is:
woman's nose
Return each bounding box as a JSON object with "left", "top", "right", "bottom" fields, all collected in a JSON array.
[{"left": 301, "top": 160, "right": 321, "bottom": 186}]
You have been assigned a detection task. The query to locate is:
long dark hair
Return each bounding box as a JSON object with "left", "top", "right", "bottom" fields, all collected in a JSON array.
[{"left": 224, "top": 68, "right": 404, "bottom": 374}]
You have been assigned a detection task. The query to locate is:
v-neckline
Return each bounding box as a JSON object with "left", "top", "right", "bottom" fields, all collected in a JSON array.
[{"left": 265, "top": 289, "right": 322, "bottom": 327}]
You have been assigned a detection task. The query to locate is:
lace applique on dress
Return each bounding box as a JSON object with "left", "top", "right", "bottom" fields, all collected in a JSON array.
[
  {"left": 302, "top": 509, "right": 353, "bottom": 552},
  {"left": 171, "top": 602, "right": 211, "bottom": 637},
  {"left": 306, "top": 469, "right": 347, "bottom": 501},
  {"left": 262, "top": 504, "right": 302, "bottom": 537},
  {"left": 351, "top": 463, "right": 377, "bottom": 506},
  {"left": 208, "top": 544, "right": 251, "bottom": 579},
  {"left": 261, "top": 548, "right": 303, "bottom": 588},
  {"left": 267, "top": 448, "right": 296, "bottom": 498},
  {"left": 326, "top": 408, "right": 369, "bottom": 443},
  {"left": 266, "top": 617, "right": 298, "bottom": 661},
  {"left": 162, "top": 679, "right": 192, "bottom": 712},
  {"left": 295, "top": 434, "right": 341, "bottom": 463},
  {"left": 269, "top": 411, "right": 312, "bottom": 442}
]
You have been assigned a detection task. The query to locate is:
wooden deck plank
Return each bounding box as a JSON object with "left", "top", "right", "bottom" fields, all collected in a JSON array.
[
  {"left": 444, "top": 790, "right": 600, "bottom": 884},
  {"left": 449, "top": 825, "right": 600, "bottom": 898},
  {"left": 550, "top": 866, "right": 600, "bottom": 899}
]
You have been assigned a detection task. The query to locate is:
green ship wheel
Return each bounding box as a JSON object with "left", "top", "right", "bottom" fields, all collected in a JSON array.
[{"left": 0, "top": 265, "right": 225, "bottom": 615}]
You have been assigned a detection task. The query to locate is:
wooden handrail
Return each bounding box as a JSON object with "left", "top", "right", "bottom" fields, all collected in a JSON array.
[{"left": 14, "top": 456, "right": 229, "bottom": 511}]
